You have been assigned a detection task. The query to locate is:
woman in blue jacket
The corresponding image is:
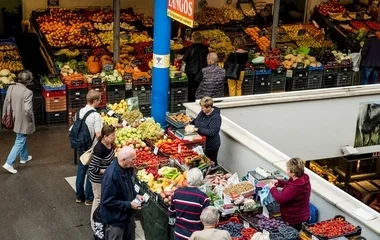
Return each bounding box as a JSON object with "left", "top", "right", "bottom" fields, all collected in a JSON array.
[{"left": 191, "top": 97, "right": 222, "bottom": 165}]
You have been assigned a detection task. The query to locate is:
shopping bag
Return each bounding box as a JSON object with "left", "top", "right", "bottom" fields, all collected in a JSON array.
[
  {"left": 224, "top": 53, "right": 241, "bottom": 80},
  {"left": 1, "top": 86, "right": 14, "bottom": 130},
  {"left": 80, "top": 148, "right": 94, "bottom": 165},
  {"left": 258, "top": 184, "right": 275, "bottom": 206},
  {"left": 350, "top": 51, "right": 361, "bottom": 72}
]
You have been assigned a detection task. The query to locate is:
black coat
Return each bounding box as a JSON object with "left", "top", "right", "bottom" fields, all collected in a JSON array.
[
  {"left": 182, "top": 43, "right": 209, "bottom": 76},
  {"left": 361, "top": 36, "right": 380, "bottom": 67}
]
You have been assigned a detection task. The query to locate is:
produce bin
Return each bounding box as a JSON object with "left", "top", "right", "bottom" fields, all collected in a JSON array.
[
  {"left": 45, "top": 111, "right": 67, "bottom": 125},
  {"left": 322, "top": 65, "right": 339, "bottom": 88},
  {"left": 166, "top": 110, "right": 193, "bottom": 129},
  {"left": 254, "top": 70, "right": 271, "bottom": 94},
  {"left": 33, "top": 93, "right": 45, "bottom": 125},
  {"left": 290, "top": 68, "right": 308, "bottom": 91},
  {"left": 44, "top": 95, "right": 67, "bottom": 113},
  {"left": 169, "top": 102, "right": 185, "bottom": 113},
  {"left": 67, "top": 89, "right": 88, "bottom": 109},
  {"left": 133, "top": 88, "right": 152, "bottom": 106},
  {"left": 139, "top": 105, "right": 151, "bottom": 117},
  {"left": 271, "top": 69, "right": 287, "bottom": 93},
  {"left": 242, "top": 75, "right": 254, "bottom": 95},
  {"left": 169, "top": 85, "right": 188, "bottom": 105},
  {"left": 106, "top": 83, "right": 126, "bottom": 104},
  {"left": 308, "top": 66, "right": 323, "bottom": 90}
]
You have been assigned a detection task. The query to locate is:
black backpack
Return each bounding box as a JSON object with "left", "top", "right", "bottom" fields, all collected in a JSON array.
[{"left": 69, "top": 109, "right": 96, "bottom": 151}]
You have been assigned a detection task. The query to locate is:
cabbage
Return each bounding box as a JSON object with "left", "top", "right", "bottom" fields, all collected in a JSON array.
[
  {"left": 0, "top": 69, "right": 11, "bottom": 77},
  {"left": 100, "top": 72, "right": 106, "bottom": 77}
]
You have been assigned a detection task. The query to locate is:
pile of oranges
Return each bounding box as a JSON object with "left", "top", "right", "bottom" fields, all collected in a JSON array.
[{"left": 245, "top": 27, "right": 271, "bottom": 52}]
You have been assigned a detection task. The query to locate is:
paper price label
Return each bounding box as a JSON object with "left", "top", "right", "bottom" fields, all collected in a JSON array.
[
  {"left": 311, "top": 236, "right": 318, "bottom": 240},
  {"left": 243, "top": 221, "right": 250, "bottom": 229},
  {"left": 223, "top": 197, "right": 231, "bottom": 204},
  {"left": 122, "top": 120, "right": 128, "bottom": 127},
  {"left": 143, "top": 193, "right": 150, "bottom": 202},
  {"left": 107, "top": 110, "right": 115, "bottom": 116},
  {"left": 154, "top": 147, "right": 159, "bottom": 155},
  {"left": 134, "top": 184, "right": 140, "bottom": 193},
  {"left": 177, "top": 145, "right": 181, "bottom": 154}
]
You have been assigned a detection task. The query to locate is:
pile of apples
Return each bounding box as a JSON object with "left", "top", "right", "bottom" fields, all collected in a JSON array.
[{"left": 317, "top": 3, "right": 346, "bottom": 16}]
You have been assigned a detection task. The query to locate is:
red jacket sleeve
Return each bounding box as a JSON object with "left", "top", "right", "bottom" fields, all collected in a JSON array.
[{"left": 270, "top": 186, "right": 297, "bottom": 205}]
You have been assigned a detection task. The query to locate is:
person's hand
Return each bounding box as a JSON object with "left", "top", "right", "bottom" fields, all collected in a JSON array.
[
  {"left": 131, "top": 201, "right": 141, "bottom": 210},
  {"left": 136, "top": 194, "right": 145, "bottom": 202},
  {"left": 268, "top": 180, "right": 277, "bottom": 189},
  {"left": 272, "top": 179, "right": 278, "bottom": 185},
  {"left": 194, "top": 127, "right": 198, "bottom": 132}
]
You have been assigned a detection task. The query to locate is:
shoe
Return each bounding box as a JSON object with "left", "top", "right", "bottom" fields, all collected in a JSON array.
[
  {"left": 20, "top": 156, "right": 32, "bottom": 164},
  {"left": 2, "top": 163, "right": 17, "bottom": 174},
  {"left": 85, "top": 200, "right": 93, "bottom": 206},
  {"left": 76, "top": 198, "right": 84, "bottom": 204}
]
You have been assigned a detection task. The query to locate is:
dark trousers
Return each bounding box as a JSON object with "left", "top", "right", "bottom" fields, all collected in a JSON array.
[
  {"left": 76, "top": 150, "right": 93, "bottom": 201},
  {"left": 187, "top": 74, "right": 199, "bottom": 102},
  {"left": 361, "top": 67, "right": 378, "bottom": 85},
  {"left": 105, "top": 219, "right": 136, "bottom": 240},
  {"left": 205, "top": 148, "right": 219, "bottom": 166}
]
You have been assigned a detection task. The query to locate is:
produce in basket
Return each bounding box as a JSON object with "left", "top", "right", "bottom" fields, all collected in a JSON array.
[
  {"left": 216, "top": 221, "right": 244, "bottom": 238},
  {"left": 256, "top": 214, "right": 287, "bottom": 231},
  {"left": 0, "top": 69, "right": 16, "bottom": 88},
  {"left": 223, "top": 181, "right": 255, "bottom": 199},
  {"left": 100, "top": 112, "right": 119, "bottom": 126},
  {"left": 306, "top": 216, "right": 357, "bottom": 238},
  {"left": 107, "top": 99, "right": 128, "bottom": 115},
  {"left": 122, "top": 110, "right": 144, "bottom": 125},
  {"left": 168, "top": 112, "right": 192, "bottom": 123},
  {"left": 136, "top": 118, "right": 164, "bottom": 140},
  {"left": 40, "top": 74, "right": 64, "bottom": 89},
  {"left": 204, "top": 172, "right": 232, "bottom": 187}
]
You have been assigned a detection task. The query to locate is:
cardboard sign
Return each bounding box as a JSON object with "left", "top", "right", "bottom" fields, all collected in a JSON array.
[
  {"left": 167, "top": 0, "right": 195, "bottom": 28},
  {"left": 48, "top": 0, "right": 59, "bottom": 7}
]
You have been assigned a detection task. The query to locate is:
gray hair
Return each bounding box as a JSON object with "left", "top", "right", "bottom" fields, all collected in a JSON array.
[
  {"left": 207, "top": 52, "right": 218, "bottom": 64},
  {"left": 186, "top": 168, "right": 204, "bottom": 187},
  {"left": 17, "top": 70, "right": 33, "bottom": 85},
  {"left": 200, "top": 206, "right": 220, "bottom": 226}
]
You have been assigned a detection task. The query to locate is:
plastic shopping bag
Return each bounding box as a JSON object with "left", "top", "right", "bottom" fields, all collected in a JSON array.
[
  {"left": 349, "top": 51, "right": 361, "bottom": 72},
  {"left": 258, "top": 184, "right": 275, "bottom": 206}
]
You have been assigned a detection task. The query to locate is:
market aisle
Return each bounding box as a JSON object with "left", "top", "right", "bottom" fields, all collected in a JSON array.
[{"left": 0, "top": 125, "right": 93, "bottom": 240}]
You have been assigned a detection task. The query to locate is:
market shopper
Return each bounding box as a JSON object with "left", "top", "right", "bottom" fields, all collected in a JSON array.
[
  {"left": 195, "top": 52, "right": 226, "bottom": 99},
  {"left": 75, "top": 90, "right": 103, "bottom": 205},
  {"left": 101, "top": 146, "right": 144, "bottom": 240},
  {"left": 190, "top": 206, "right": 231, "bottom": 240},
  {"left": 225, "top": 37, "right": 248, "bottom": 97},
  {"left": 168, "top": 167, "right": 210, "bottom": 240},
  {"left": 360, "top": 30, "right": 380, "bottom": 85},
  {"left": 2, "top": 70, "right": 35, "bottom": 174},
  {"left": 269, "top": 157, "right": 311, "bottom": 231},
  {"left": 88, "top": 124, "right": 116, "bottom": 229},
  {"left": 180, "top": 31, "right": 209, "bottom": 102},
  {"left": 190, "top": 97, "right": 222, "bottom": 165}
]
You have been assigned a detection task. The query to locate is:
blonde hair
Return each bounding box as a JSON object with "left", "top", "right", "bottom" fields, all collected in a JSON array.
[
  {"left": 191, "top": 31, "right": 203, "bottom": 43},
  {"left": 86, "top": 89, "right": 102, "bottom": 104},
  {"left": 234, "top": 37, "right": 246, "bottom": 49},
  {"left": 199, "top": 96, "right": 214, "bottom": 108},
  {"left": 286, "top": 157, "right": 305, "bottom": 177},
  {"left": 21, "top": 20, "right": 33, "bottom": 33}
]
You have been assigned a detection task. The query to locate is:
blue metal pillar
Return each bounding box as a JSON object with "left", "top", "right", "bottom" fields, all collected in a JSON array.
[{"left": 152, "top": 0, "right": 171, "bottom": 127}]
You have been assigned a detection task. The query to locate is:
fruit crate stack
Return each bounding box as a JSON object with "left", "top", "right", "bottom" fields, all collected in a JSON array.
[
  {"left": 132, "top": 83, "right": 152, "bottom": 117},
  {"left": 253, "top": 69, "right": 271, "bottom": 94},
  {"left": 288, "top": 68, "right": 308, "bottom": 91},
  {"left": 33, "top": 93, "right": 45, "bottom": 125},
  {"left": 308, "top": 65, "right": 323, "bottom": 90},
  {"left": 169, "top": 81, "right": 188, "bottom": 113},
  {"left": 41, "top": 75, "right": 67, "bottom": 125},
  {"left": 352, "top": 71, "right": 361, "bottom": 85},
  {"left": 66, "top": 81, "right": 88, "bottom": 125},
  {"left": 337, "top": 65, "right": 353, "bottom": 87},
  {"left": 106, "top": 81, "right": 126, "bottom": 104},
  {"left": 88, "top": 81, "right": 107, "bottom": 108},
  {"left": 271, "top": 68, "right": 286, "bottom": 93},
  {"left": 322, "top": 65, "right": 339, "bottom": 88}
]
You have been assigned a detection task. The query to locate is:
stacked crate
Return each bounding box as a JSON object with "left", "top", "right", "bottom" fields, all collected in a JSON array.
[
  {"left": 254, "top": 69, "right": 271, "bottom": 94},
  {"left": 66, "top": 82, "right": 88, "bottom": 125},
  {"left": 107, "top": 81, "right": 126, "bottom": 104},
  {"left": 88, "top": 81, "right": 107, "bottom": 108},
  {"left": 242, "top": 69, "right": 254, "bottom": 96},
  {"left": 289, "top": 68, "right": 308, "bottom": 91},
  {"left": 33, "top": 93, "right": 45, "bottom": 125},
  {"left": 42, "top": 86, "right": 67, "bottom": 125},
  {"left": 132, "top": 84, "right": 152, "bottom": 117},
  {"left": 337, "top": 65, "right": 353, "bottom": 87},
  {"left": 308, "top": 66, "right": 323, "bottom": 90},
  {"left": 169, "top": 81, "right": 188, "bottom": 113},
  {"left": 322, "top": 65, "right": 339, "bottom": 88},
  {"left": 271, "top": 68, "right": 286, "bottom": 93}
]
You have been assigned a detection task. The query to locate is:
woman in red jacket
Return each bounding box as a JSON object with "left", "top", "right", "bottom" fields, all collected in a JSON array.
[{"left": 269, "top": 157, "right": 311, "bottom": 230}]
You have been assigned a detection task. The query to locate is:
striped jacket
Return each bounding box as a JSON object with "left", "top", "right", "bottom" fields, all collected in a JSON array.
[
  {"left": 88, "top": 141, "right": 115, "bottom": 183},
  {"left": 168, "top": 187, "right": 210, "bottom": 240}
]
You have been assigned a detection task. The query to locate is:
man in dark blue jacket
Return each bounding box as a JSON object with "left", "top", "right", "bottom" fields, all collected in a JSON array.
[{"left": 101, "top": 146, "right": 143, "bottom": 240}]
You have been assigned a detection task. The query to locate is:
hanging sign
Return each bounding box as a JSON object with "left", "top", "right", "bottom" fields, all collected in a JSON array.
[
  {"left": 153, "top": 54, "right": 170, "bottom": 68},
  {"left": 167, "top": 0, "right": 195, "bottom": 28},
  {"left": 47, "top": 0, "right": 59, "bottom": 7}
]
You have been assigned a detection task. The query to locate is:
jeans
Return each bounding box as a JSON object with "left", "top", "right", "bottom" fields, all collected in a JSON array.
[
  {"left": 76, "top": 150, "right": 93, "bottom": 201},
  {"left": 361, "top": 67, "right": 378, "bottom": 85},
  {"left": 6, "top": 133, "right": 29, "bottom": 166}
]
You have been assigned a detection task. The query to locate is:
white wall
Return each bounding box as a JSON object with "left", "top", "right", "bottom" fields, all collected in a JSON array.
[{"left": 221, "top": 90, "right": 380, "bottom": 160}]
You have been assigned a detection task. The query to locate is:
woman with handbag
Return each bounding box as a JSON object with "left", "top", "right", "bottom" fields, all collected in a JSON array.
[
  {"left": 88, "top": 124, "right": 116, "bottom": 229},
  {"left": 2, "top": 70, "right": 35, "bottom": 174},
  {"left": 225, "top": 38, "right": 249, "bottom": 97}
]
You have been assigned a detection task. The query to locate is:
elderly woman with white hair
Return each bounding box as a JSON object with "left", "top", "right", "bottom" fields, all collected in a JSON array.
[
  {"left": 2, "top": 70, "right": 35, "bottom": 174},
  {"left": 190, "top": 206, "right": 231, "bottom": 240},
  {"left": 168, "top": 168, "right": 210, "bottom": 240}
]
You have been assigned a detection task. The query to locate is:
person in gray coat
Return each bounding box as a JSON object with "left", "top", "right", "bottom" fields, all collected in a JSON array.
[{"left": 2, "top": 70, "right": 35, "bottom": 174}]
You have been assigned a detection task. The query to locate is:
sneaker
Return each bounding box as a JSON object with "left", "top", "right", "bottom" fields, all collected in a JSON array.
[
  {"left": 2, "top": 163, "right": 17, "bottom": 174},
  {"left": 76, "top": 198, "right": 84, "bottom": 204},
  {"left": 20, "top": 156, "right": 33, "bottom": 164},
  {"left": 85, "top": 200, "right": 93, "bottom": 206}
]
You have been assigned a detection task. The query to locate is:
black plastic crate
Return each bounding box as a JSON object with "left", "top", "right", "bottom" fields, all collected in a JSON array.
[
  {"left": 33, "top": 94, "right": 45, "bottom": 125},
  {"left": 132, "top": 84, "right": 152, "bottom": 92},
  {"left": 337, "top": 72, "right": 353, "bottom": 87},
  {"left": 322, "top": 73, "right": 338, "bottom": 88},
  {"left": 139, "top": 105, "right": 151, "bottom": 117},
  {"left": 289, "top": 78, "right": 308, "bottom": 91},
  {"left": 271, "top": 76, "right": 286, "bottom": 93},
  {"left": 106, "top": 83, "right": 125, "bottom": 93},
  {"left": 352, "top": 71, "right": 361, "bottom": 85},
  {"left": 45, "top": 111, "right": 67, "bottom": 125},
  {"left": 126, "top": 89, "right": 133, "bottom": 98},
  {"left": 67, "top": 89, "right": 87, "bottom": 101},
  {"left": 254, "top": 74, "right": 271, "bottom": 94},
  {"left": 338, "top": 65, "right": 353, "bottom": 74},
  {"left": 242, "top": 77, "right": 254, "bottom": 95},
  {"left": 107, "top": 90, "right": 126, "bottom": 104},
  {"left": 169, "top": 86, "right": 188, "bottom": 103},
  {"left": 133, "top": 89, "right": 151, "bottom": 106},
  {"left": 170, "top": 81, "right": 188, "bottom": 88},
  {"left": 307, "top": 74, "right": 323, "bottom": 90},
  {"left": 169, "top": 102, "right": 185, "bottom": 113}
]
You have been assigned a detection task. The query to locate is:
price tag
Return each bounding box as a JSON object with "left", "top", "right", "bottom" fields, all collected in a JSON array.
[
  {"left": 311, "top": 236, "right": 318, "bottom": 240},
  {"left": 262, "top": 205, "right": 269, "bottom": 218},
  {"left": 243, "top": 221, "right": 250, "bottom": 229},
  {"left": 134, "top": 184, "right": 140, "bottom": 193},
  {"left": 297, "top": 29, "right": 306, "bottom": 36},
  {"left": 107, "top": 110, "right": 115, "bottom": 116},
  {"left": 286, "top": 70, "right": 293, "bottom": 78},
  {"left": 263, "top": 230, "right": 270, "bottom": 235},
  {"left": 143, "top": 193, "right": 150, "bottom": 202},
  {"left": 177, "top": 145, "right": 181, "bottom": 153},
  {"left": 122, "top": 120, "right": 128, "bottom": 127},
  {"left": 154, "top": 146, "right": 159, "bottom": 155}
]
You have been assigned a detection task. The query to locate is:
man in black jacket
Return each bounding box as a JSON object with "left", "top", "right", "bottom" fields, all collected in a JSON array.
[
  {"left": 361, "top": 31, "right": 380, "bottom": 85},
  {"left": 101, "top": 146, "right": 143, "bottom": 240}
]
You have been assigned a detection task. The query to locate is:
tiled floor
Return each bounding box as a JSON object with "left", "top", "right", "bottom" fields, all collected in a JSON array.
[{"left": 65, "top": 176, "right": 146, "bottom": 240}]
